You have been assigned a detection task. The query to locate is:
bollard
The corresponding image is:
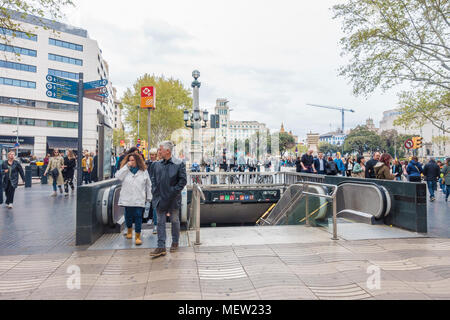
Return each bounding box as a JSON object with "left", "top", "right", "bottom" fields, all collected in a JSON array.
[
  {"left": 25, "top": 166, "right": 32, "bottom": 188},
  {"left": 41, "top": 165, "right": 48, "bottom": 185}
]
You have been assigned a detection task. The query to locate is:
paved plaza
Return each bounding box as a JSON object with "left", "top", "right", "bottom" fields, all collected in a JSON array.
[{"left": 0, "top": 185, "right": 448, "bottom": 300}]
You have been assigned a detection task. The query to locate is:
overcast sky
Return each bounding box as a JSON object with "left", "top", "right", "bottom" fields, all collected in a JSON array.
[{"left": 64, "top": 0, "right": 406, "bottom": 140}]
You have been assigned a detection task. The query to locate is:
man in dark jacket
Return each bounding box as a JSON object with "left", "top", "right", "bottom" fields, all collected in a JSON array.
[
  {"left": 314, "top": 152, "right": 329, "bottom": 175},
  {"left": 145, "top": 149, "right": 159, "bottom": 233},
  {"left": 301, "top": 150, "right": 316, "bottom": 173},
  {"left": 150, "top": 141, "right": 187, "bottom": 257},
  {"left": 423, "top": 158, "right": 440, "bottom": 201},
  {"left": 365, "top": 152, "right": 381, "bottom": 179}
]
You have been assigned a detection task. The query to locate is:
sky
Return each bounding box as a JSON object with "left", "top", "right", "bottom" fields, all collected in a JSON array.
[{"left": 63, "top": 0, "right": 406, "bottom": 140}]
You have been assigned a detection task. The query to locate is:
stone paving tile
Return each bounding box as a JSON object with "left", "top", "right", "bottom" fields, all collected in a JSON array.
[
  {"left": 146, "top": 279, "right": 201, "bottom": 295},
  {"left": 425, "top": 265, "right": 450, "bottom": 279},
  {"left": 405, "top": 278, "right": 450, "bottom": 296},
  {"left": 200, "top": 278, "right": 256, "bottom": 294},
  {"left": 277, "top": 254, "right": 325, "bottom": 265},
  {"left": 288, "top": 262, "right": 350, "bottom": 276},
  {"left": 370, "top": 259, "right": 423, "bottom": 271},
  {"left": 386, "top": 269, "right": 445, "bottom": 282},
  {"left": 202, "top": 290, "right": 260, "bottom": 300},
  {"left": 147, "top": 269, "right": 199, "bottom": 281},
  {"left": 358, "top": 280, "right": 426, "bottom": 298},
  {"left": 93, "top": 272, "right": 149, "bottom": 286},
  {"left": 408, "top": 256, "right": 450, "bottom": 268},
  {"left": 86, "top": 283, "right": 147, "bottom": 300},
  {"left": 144, "top": 292, "right": 202, "bottom": 300},
  {"left": 247, "top": 273, "right": 304, "bottom": 289},
  {"left": 150, "top": 259, "right": 197, "bottom": 271},
  {"left": 52, "top": 263, "right": 107, "bottom": 276},
  {"left": 238, "top": 256, "right": 284, "bottom": 266},
  {"left": 308, "top": 283, "right": 371, "bottom": 300},
  {"left": 297, "top": 273, "right": 357, "bottom": 287}
]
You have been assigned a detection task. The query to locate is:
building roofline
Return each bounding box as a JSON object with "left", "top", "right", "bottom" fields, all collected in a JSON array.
[{"left": 4, "top": 10, "right": 88, "bottom": 38}]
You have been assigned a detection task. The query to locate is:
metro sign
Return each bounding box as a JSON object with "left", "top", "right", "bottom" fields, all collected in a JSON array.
[{"left": 140, "top": 86, "right": 155, "bottom": 109}]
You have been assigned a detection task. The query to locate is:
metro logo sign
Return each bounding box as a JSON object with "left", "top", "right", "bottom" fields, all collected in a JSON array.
[{"left": 140, "top": 86, "right": 155, "bottom": 109}]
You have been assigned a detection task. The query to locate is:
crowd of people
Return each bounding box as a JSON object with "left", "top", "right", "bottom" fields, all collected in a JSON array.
[{"left": 290, "top": 150, "right": 450, "bottom": 203}]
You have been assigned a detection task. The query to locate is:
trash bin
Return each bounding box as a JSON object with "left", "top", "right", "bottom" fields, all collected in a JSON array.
[
  {"left": 25, "top": 166, "right": 32, "bottom": 188},
  {"left": 41, "top": 164, "right": 48, "bottom": 185}
]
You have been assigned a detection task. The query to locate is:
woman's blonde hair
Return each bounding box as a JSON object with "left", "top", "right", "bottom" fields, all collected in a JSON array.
[
  {"left": 120, "top": 152, "right": 147, "bottom": 171},
  {"left": 67, "top": 150, "right": 75, "bottom": 159}
]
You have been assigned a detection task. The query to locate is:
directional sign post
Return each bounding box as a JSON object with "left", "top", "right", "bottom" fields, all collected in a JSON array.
[{"left": 141, "top": 86, "right": 155, "bottom": 160}]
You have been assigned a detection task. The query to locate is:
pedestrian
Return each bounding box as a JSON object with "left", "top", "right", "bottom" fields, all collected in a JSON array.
[
  {"left": 145, "top": 148, "right": 159, "bottom": 234},
  {"left": 301, "top": 150, "right": 316, "bottom": 173},
  {"left": 423, "top": 157, "right": 441, "bottom": 202},
  {"left": 334, "top": 152, "right": 345, "bottom": 176},
  {"left": 91, "top": 150, "right": 98, "bottom": 183},
  {"left": 63, "top": 149, "right": 76, "bottom": 196},
  {"left": 2, "top": 151, "right": 25, "bottom": 209},
  {"left": 150, "top": 141, "right": 187, "bottom": 257},
  {"left": 406, "top": 156, "right": 423, "bottom": 182},
  {"left": 43, "top": 153, "right": 50, "bottom": 166},
  {"left": 402, "top": 160, "right": 409, "bottom": 181},
  {"left": 374, "top": 153, "right": 395, "bottom": 180},
  {"left": 81, "top": 151, "right": 93, "bottom": 185},
  {"left": 116, "top": 152, "right": 152, "bottom": 246},
  {"left": 345, "top": 157, "right": 354, "bottom": 177},
  {"left": 437, "top": 160, "right": 446, "bottom": 195},
  {"left": 352, "top": 156, "right": 366, "bottom": 178},
  {"left": 314, "top": 152, "right": 329, "bottom": 175},
  {"left": 326, "top": 157, "right": 338, "bottom": 175},
  {"left": 392, "top": 159, "right": 403, "bottom": 181},
  {"left": 44, "top": 149, "right": 65, "bottom": 197},
  {"left": 365, "top": 152, "right": 380, "bottom": 179},
  {"left": 295, "top": 156, "right": 302, "bottom": 173},
  {"left": 441, "top": 158, "right": 450, "bottom": 202},
  {"left": 111, "top": 152, "right": 117, "bottom": 177}
]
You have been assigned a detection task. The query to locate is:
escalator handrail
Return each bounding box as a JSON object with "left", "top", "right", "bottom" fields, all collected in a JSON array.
[{"left": 107, "top": 184, "right": 122, "bottom": 228}]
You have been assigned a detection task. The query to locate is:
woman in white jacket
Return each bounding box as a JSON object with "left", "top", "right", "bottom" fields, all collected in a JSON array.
[{"left": 116, "top": 152, "right": 152, "bottom": 245}]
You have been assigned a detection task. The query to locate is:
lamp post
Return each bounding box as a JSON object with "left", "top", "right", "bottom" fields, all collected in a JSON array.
[
  {"left": 184, "top": 70, "right": 208, "bottom": 165},
  {"left": 12, "top": 100, "right": 20, "bottom": 157}
]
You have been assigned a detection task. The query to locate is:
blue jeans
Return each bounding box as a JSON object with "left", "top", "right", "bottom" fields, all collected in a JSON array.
[
  {"left": 53, "top": 180, "right": 57, "bottom": 191},
  {"left": 124, "top": 207, "right": 143, "bottom": 233},
  {"left": 427, "top": 180, "right": 437, "bottom": 199},
  {"left": 82, "top": 171, "right": 90, "bottom": 184},
  {"left": 152, "top": 207, "right": 157, "bottom": 225},
  {"left": 157, "top": 207, "right": 180, "bottom": 248},
  {"left": 446, "top": 186, "right": 450, "bottom": 201}
]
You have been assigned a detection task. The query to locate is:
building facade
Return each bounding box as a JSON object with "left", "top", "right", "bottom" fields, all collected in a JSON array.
[
  {"left": 0, "top": 12, "right": 115, "bottom": 158},
  {"left": 379, "top": 109, "right": 449, "bottom": 158},
  {"left": 319, "top": 131, "right": 347, "bottom": 146}
]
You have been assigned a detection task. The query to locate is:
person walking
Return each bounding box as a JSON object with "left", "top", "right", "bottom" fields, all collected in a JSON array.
[
  {"left": 423, "top": 157, "right": 441, "bottom": 202},
  {"left": 44, "top": 149, "right": 65, "bottom": 197},
  {"left": 63, "top": 150, "right": 76, "bottom": 196},
  {"left": 334, "top": 152, "right": 345, "bottom": 176},
  {"left": 2, "top": 151, "right": 25, "bottom": 209},
  {"left": 116, "top": 152, "right": 152, "bottom": 246},
  {"left": 374, "top": 153, "right": 395, "bottom": 180},
  {"left": 407, "top": 156, "right": 423, "bottom": 182},
  {"left": 365, "top": 152, "right": 380, "bottom": 179},
  {"left": 150, "top": 141, "right": 187, "bottom": 257},
  {"left": 91, "top": 150, "right": 98, "bottom": 183},
  {"left": 437, "top": 160, "right": 446, "bottom": 195},
  {"left": 345, "top": 157, "right": 354, "bottom": 177},
  {"left": 441, "top": 158, "right": 450, "bottom": 202},
  {"left": 326, "top": 157, "right": 338, "bottom": 176},
  {"left": 146, "top": 148, "right": 159, "bottom": 234},
  {"left": 352, "top": 156, "right": 366, "bottom": 178},
  {"left": 81, "top": 151, "right": 93, "bottom": 185},
  {"left": 392, "top": 159, "right": 403, "bottom": 181}
]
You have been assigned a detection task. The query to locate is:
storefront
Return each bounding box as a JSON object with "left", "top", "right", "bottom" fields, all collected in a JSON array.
[
  {"left": 46, "top": 136, "right": 79, "bottom": 156},
  {"left": 0, "top": 136, "right": 35, "bottom": 160}
]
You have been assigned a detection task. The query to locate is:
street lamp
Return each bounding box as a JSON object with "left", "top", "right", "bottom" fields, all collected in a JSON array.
[
  {"left": 12, "top": 100, "right": 20, "bottom": 157},
  {"left": 183, "top": 70, "right": 208, "bottom": 164}
]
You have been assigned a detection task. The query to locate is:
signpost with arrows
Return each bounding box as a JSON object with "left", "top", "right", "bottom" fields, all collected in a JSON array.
[{"left": 45, "top": 73, "right": 109, "bottom": 186}]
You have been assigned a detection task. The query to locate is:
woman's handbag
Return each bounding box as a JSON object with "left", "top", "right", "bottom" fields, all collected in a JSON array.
[{"left": 51, "top": 168, "right": 59, "bottom": 180}]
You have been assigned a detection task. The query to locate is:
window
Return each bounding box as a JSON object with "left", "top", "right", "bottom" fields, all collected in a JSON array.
[
  {"left": 48, "top": 68, "right": 79, "bottom": 80},
  {"left": 0, "top": 77, "right": 36, "bottom": 88},
  {"left": 48, "top": 102, "right": 78, "bottom": 111},
  {"left": 49, "top": 38, "right": 83, "bottom": 51},
  {"left": 0, "top": 116, "right": 17, "bottom": 125},
  {"left": 0, "top": 60, "right": 36, "bottom": 72},
  {"left": 0, "top": 96, "right": 35, "bottom": 107},
  {"left": 0, "top": 27, "right": 37, "bottom": 41},
  {"left": 48, "top": 53, "right": 82, "bottom": 66},
  {"left": 0, "top": 44, "right": 37, "bottom": 57},
  {"left": 19, "top": 118, "right": 35, "bottom": 126}
]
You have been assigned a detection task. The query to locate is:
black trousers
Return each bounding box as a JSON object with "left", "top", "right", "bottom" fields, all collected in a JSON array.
[{"left": 5, "top": 180, "right": 15, "bottom": 204}]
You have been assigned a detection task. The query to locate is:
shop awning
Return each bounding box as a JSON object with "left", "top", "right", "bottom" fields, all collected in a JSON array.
[{"left": 47, "top": 137, "right": 78, "bottom": 150}]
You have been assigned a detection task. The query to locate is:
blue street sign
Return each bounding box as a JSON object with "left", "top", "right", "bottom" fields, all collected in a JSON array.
[
  {"left": 46, "top": 90, "right": 78, "bottom": 103},
  {"left": 46, "top": 83, "right": 78, "bottom": 96},
  {"left": 14, "top": 143, "right": 20, "bottom": 148},
  {"left": 84, "top": 79, "right": 108, "bottom": 90},
  {"left": 46, "top": 75, "right": 77, "bottom": 88}
]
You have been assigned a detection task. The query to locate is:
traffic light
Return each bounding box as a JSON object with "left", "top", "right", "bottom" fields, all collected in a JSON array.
[{"left": 412, "top": 136, "right": 423, "bottom": 149}]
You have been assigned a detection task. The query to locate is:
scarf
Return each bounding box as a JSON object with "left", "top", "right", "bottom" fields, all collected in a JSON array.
[{"left": 130, "top": 166, "right": 139, "bottom": 175}]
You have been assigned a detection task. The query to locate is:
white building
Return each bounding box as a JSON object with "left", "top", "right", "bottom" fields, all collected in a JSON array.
[
  {"left": 0, "top": 11, "right": 115, "bottom": 158},
  {"left": 379, "top": 109, "right": 449, "bottom": 157},
  {"left": 319, "top": 131, "right": 347, "bottom": 146}
]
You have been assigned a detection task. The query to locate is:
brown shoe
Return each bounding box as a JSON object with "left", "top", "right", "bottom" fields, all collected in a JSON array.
[
  {"left": 170, "top": 243, "right": 179, "bottom": 253},
  {"left": 150, "top": 248, "right": 166, "bottom": 257}
]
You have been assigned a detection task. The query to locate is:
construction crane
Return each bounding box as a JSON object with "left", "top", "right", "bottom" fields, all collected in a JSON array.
[{"left": 306, "top": 103, "right": 356, "bottom": 134}]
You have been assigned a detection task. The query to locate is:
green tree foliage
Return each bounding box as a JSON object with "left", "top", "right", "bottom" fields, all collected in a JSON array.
[
  {"left": 121, "top": 74, "right": 193, "bottom": 148},
  {"left": 333, "top": 0, "right": 449, "bottom": 132},
  {"left": 279, "top": 132, "right": 296, "bottom": 156},
  {"left": 379, "top": 129, "right": 413, "bottom": 158},
  {"left": 1, "top": 0, "right": 74, "bottom": 46},
  {"left": 343, "top": 125, "right": 383, "bottom": 154},
  {"left": 319, "top": 142, "right": 339, "bottom": 155},
  {"left": 112, "top": 128, "right": 127, "bottom": 148}
]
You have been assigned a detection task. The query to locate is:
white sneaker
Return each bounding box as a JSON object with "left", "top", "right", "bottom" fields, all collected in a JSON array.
[
  {"left": 153, "top": 226, "right": 157, "bottom": 234},
  {"left": 8, "top": 204, "right": 13, "bottom": 209},
  {"left": 51, "top": 192, "right": 57, "bottom": 197}
]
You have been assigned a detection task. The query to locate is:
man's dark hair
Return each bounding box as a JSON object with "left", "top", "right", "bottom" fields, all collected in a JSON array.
[{"left": 127, "top": 147, "right": 139, "bottom": 154}]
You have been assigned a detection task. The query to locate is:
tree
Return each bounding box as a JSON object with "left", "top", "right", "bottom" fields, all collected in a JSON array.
[
  {"left": 121, "top": 74, "right": 193, "bottom": 148},
  {"left": 344, "top": 125, "right": 382, "bottom": 154},
  {"left": 333, "top": 0, "right": 449, "bottom": 132},
  {"left": 279, "top": 132, "right": 296, "bottom": 157},
  {"left": 112, "top": 128, "right": 127, "bottom": 148},
  {"left": 319, "top": 142, "right": 339, "bottom": 155},
  {"left": 1, "top": 1, "right": 74, "bottom": 46}
]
